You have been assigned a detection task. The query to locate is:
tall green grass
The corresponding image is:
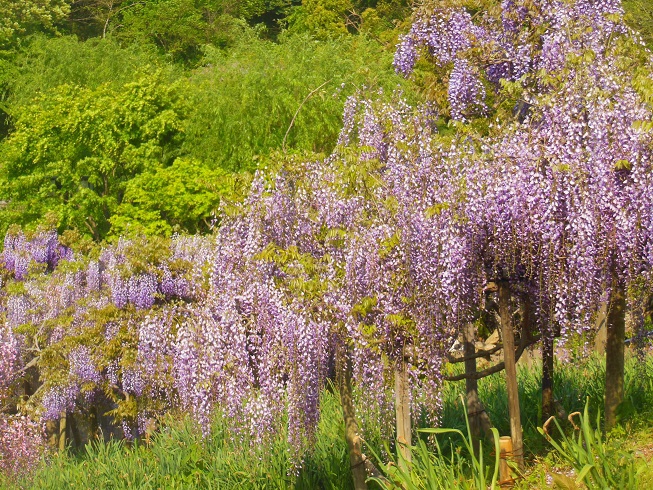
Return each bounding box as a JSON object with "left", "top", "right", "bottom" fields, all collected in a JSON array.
[
  {"left": 538, "top": 400, "right": 641, "bottom": 489},
  {"left": 2, "top": 390, "right": 357, "bottom": 490},
  {"left": 371, "top": 396, "right": 502, "bottom": 490},
  {"left": 439, "top": 352, "right": 653, "bottom": 457},
  {"left": 3, "top": 354, "right": 652, "bottom": 489}
]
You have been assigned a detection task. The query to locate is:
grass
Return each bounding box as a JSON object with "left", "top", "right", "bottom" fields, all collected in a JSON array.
[
  {"left": 439, "top": 351, "right": 653, "bottom": 458},
  {"left": 2, "top": 353, "right": 652, "bottom": 489},
  {"left": 2, "top": 390, "right": 359, "bottom": 490}
]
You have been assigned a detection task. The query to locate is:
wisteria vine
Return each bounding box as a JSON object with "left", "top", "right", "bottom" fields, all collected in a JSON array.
[{"left": 1, "top": 0, "right": 653, "bottom": 481}]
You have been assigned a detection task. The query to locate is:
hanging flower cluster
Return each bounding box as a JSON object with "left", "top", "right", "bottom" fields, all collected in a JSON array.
[{"left": 394, "top": 0, "right": 629, "bottom": 120}]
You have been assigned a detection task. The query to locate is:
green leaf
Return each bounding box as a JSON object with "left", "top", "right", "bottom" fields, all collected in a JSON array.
[
  {"left": 576, "top": 464, "right": 595, "bottom": 483},
  {"left": 551, "top": 472, "right": 580, "bottom": 490}
]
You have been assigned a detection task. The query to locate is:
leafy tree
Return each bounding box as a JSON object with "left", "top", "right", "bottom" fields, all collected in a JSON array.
[
  {"left": 0, "top": 74, "right": 185, "bottom": 240},
  {"left": 286, "top": 0, "right": 354, "bottom": 39},
  {"left": 114, "top": 0, "right": 256, "bottom": 63},
  {"left": 358, "top": 0, "right": 412, "bottom": 43},
  {"left": 64, "top": 0, "right": 147, "bottom": 39},
  {"left": 285, "top": 0, "right": 410, "bottom": 39},
  {"left": 70, "top": 0, "right": 299, "bottom": 37},
  {"left": 109, "top": 158, "right": 245, "bottom": 237},
  {"left": 0, "top": 0, "right": 71, "bottom": 48},
  {"left": 183, "top": 34, "right": 413, "bottom": 171},
  {"left": 1, "top": 35, "right": 165, "bottom": 110},
  {"left": 235, "top": 0, "right": 298, "bottom": 21},
  {"left": 0, "top": 26, "right": 412, "bottom": 239}
]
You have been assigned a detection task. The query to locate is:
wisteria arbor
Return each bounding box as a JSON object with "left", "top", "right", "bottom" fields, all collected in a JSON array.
[
  {"left": 1, "top": 0, "right": 653, "bottom": 488},
  {"left": 391, "top": 0, "right": 653, "bottom": 466}
]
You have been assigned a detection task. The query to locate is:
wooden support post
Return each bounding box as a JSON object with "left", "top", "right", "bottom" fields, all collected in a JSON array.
[
  {"left": 594, "top": 302, "right": 608, "bottom": 355},
  {"left": 605, "top": 283, "right": 626, "bottom": 431},
  {"left": 463, "top": 322, "right": 492, "bottom": 452},
  {"left": 58, "top": 412, "right": 67, "bottom": 452},
  {"left": 395, "top": 359, "right": 411, "bottom": 469},
  {"left": 337, "top": 343, "right": 368, "bottom": 490},
  {"left": 46, "top": 419, "right": 59, "bottom": 447},
  {"left": 542, "top": 333, "right": 555, "bottom": 425},
  {"left": 498, "top": 281, "right": 524, "bottom": 471}
]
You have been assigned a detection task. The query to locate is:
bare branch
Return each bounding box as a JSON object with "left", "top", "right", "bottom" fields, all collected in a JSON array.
[
  {"left": 282, "top": 79, "right": 332, "bottom": 153},
  {"left": 444, "top": 335, "right": 540, "bottom": 382},
  {"left": 446, "top": 343, "right": 503, "bottom": 363}
]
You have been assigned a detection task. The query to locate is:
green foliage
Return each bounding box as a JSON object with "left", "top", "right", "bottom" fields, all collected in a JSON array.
[
  {"left": 0, "top": 35, "right": 166, "bottom": 142},
  {"left": 0, "top": 28, "right": 413, "bottom": 240},
  {"left": 286, "top": 0, "right": 354, "bottom": 39},
  {"left": 116, "top": 0, "right": 251, "bottom": 64},
  {"left": 0, "top": 0, "right": 415, "bottom": 242},
  {"left": 624, "top": 0, "right": 653, "bottom": 49},
  {"left": 66, "top": 0, "right": 297, "bottom": 42},
  {"left": 539, "top": 400, "right": 641, "bottom": 489},
  {"left": 0, "top": 0, "right": 71, "bottom": 48},
  {"left": 0, "top": 73, "right": 185, "bottom": 240},
  {"left": 184, "top": 34, "right": 412, "bottom": 172},
  {"left": 358, "top": 1, "right": 412, "bottom": 44},
  {"left": 285, "top": 0, "right": 410, "bottom": 40},
  {"left": 232, "top": 0, "right": 298, "bottom": 22},
  {"left": 2, "top": 35, "right": 166, "bottom": 110},
  {"left": 370, "top": 398, "right": 501, "bottom": 490},
  {"left": 110, "top": 158, "right": 246, "bottom": 237}
]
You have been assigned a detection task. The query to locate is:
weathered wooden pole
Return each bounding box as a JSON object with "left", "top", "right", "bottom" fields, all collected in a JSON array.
[
  {"left": 58, "top": 412, "right": 67, "bottom": 452},
  {"left": 497, "top": 281, "right": 524, "bottom": 471},
  {"left": 463, "top": 321, "right": 492, "bottom": 452},
  {"left": 541, "top": 333, "right": 555, "bottom": 425},
  {"left": 594, "top": 301, "right": 608, "bottom": 355},
  {"left": 605, "top": 283, "right": 626, "bottom": 431},
  {"left": 337, "top": 343, "right": 368, "bottom": 490},
  {"left": 394, "top": 358, "right": 411, "bottom": 469}
]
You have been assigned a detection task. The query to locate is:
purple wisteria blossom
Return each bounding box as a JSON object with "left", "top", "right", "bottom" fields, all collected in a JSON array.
[
  {"left": 0, "top": 0, "right": 651, "bottom": 475},
  {"left": 0, "top": 414, "right": 46, "bottom": 480},
  {"left": 68, "top": 346, "right": 101, "bottom": 384},
  {"left": 41, "top": 385, "right": 78, "bottom": 421}
]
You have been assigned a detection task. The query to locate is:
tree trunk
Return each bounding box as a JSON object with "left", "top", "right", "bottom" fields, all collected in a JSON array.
[
  {"left": 58, "top": 412, "right": 67, "bottom": 452},
  {"left": 498, "top": 281, "right": 524, "bottom": 471},
  {"left": 594, "top": 301, "right": 608, "bottom": 355},
  {"left": 463, "top": 322, "right": 492, "bottom": 453},
  {"left": 541, "top": 333, "right": 555, "bottom": 425},
  {"left": 337, "top": 344, "right": 368, "bottom": 490},
  {"left": 394, "top": 359, "right": 411, "bottom": 468},
  {"left": 46, "top": 420, "right": 59, "bottom": 447},
  {"left": 605, "top": 283, "right": 626, "bottom": 431}
]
